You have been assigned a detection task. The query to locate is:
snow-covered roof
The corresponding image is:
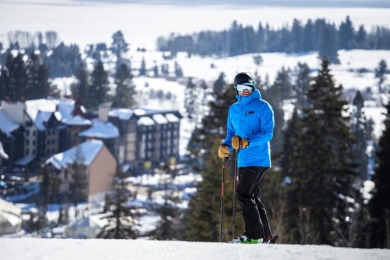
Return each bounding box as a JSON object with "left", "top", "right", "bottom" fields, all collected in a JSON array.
[
  {"left": 25, "top": 98, "right": 87, "bottom": 129},
  {"left": 109, "top": 108, "right": 134, "bottom": 120},
  {"left": 15, "top": 155, "right": 35, "bottom": 166},
  {"left": 0, "top": 109, "right": 20, "bottom": 136},
  {"left": 152, "top": 114, "right": 168, "bottom": 124},
  {"left": 137, "top": 117, "right": 155, "bottom": 126},
  {"left": 79, "top": 119, "right": 119, "bottom": 139},
  {"left": 46, "top": 140, "right": 105, "bottom": 170},
  {"left": 134, "top": 108, "right": 147, "bottom": 116},
  {"left": 0, "top": 142, "right": 9, "bottom": 159},
  {"left": 34, "top": 111, "right": 53, "bottom": 131},
  {"left": 62, "top": 115, "right": 92, "bottom": 126},
  {"left": 165, "top": 113, "right": 179, "bottom": 122},
  {"left": 109, "top": 107, "right": 177, "bottom": 122}
]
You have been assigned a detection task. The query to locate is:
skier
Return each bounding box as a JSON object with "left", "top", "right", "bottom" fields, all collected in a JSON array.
[{"left": 218, "top": 72, "right": 276, "bottom": 244}]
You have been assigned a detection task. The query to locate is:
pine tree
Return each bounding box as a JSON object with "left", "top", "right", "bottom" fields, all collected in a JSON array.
[
  {"left": 375, "top": 59, "right": 388, "bottom": 94},
  {"left": 71, "top": 62, "right": 89, "bottom": 104},
  {"left": 339, "top": 16, "right": 356, "bottom": 50},
  {"left": 89, "top": 60, "right": 109, "bottom": 111},
  {"left": 291, "top": 19, "right": 303, "bottom": 52},
  {"left": 112, "top": 63, "right": 135, "bottom": 108},
  {"left": 188, "top": 78, "right": 235, "bottom": 159},
  {"left": 350, "top": 91, "right": 368, "bottom": 182},
  {"left": 318, "top": 24, "right": 340, "bottom": 64},
  {"left": 151, "top": 164, "right": 180, "bottom": 240},
  {"left": 263, "top": 78, "right": 284, "bottom": 157},
  {"left": 26, "top": 52, "right": 51, "bottom": 99},
  {"left": 184, "top": 77, "right": 196, "bottom": 121},
  {"left": 369, "top": 91, "right": 390, "bottom": 248},
  {"left": 174, "top": 61, "right": 183, "bottom": 77},
  {"left": 139, "top": 57, "right": 146, "bottom": 76},
  {"left": 302, "top": 19, "right": 315, "bottom": 52},
  {"left": 284, "top": 58, "right": 356, "bottom": 245},
  {"left": 293, "top": 62, "right": 311, "bottom": 109},
  {"left": 4, "top": 52, "right": 28, "bottom": 101},
  {"left": 213, "top": 72, "right": 226, "bottom": 93},
  {"left": 97, "top": 170, "right": 138, "bottom": 239},
  {"left": 153, "top": 61, "right": 159, "bottom": 77},
  {"left": 355, "top": 25, "right": 368, "bottom": 49},
  {"left": 183, "top": 140, "right": 243, "bottom": 242},
  {"left": 44, "top": 43, "right": 81, "bottom": 78},
  {"left": 110, "top": 31, "right": 129, "bottom": 61},
  {"left": 70, "top": 146, "right": 87, "bottom": 205}
]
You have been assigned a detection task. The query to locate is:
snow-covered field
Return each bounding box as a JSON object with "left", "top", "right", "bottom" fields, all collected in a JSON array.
[{"left": 1, "top": 238, "right": 389, "bottom": 260}]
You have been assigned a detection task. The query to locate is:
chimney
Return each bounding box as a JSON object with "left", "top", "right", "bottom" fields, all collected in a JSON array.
[{"left": 98, "top": 103, "right": 111, "bottom": 122}]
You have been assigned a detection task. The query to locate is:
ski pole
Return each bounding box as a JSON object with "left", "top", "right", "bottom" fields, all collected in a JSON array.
[
  {"left": 232, "top": 148, "right": 238, "bottom": 239},
  {"left": 220, "top": 157, "right": 227, "bottom": 242},
  {"left": 232, "top": 138, "right": 242, "bottom": 239}
]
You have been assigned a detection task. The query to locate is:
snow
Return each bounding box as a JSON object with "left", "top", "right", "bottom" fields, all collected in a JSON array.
[
  {"left": 0, "top": 109, "right": 19, "bottom": 137},
  {"left": 1, "top": 1, "right": 390, "bottom": 50},
  {"left": 152, "top": 114, "right": 168, "bottom": 124},
  {"left": 0, "top": 142, "right": 9, "bottom": 159},
  {"left": 25, "top": 98, "right": 86, "bottom": 125},
  {"left": 62, "top": 115, "right": 92, "bottom": 126},
  {"left": 79, "top": 119, "right": 119, "bottom": 139},
  {"left": 0, "top": 0, "right": 390, "bottom": 257},
  {"left": 46, "top": 139, "right": 104, "bottom": 169},
  {"left": 166, "top": 113, "right": 180, "bottom": 122},
  {"left": 137, "top": 116, "right": 155, "bottom": 126},
  {"left": 0, "top": 238, "right": 389, "bottom": 260}
]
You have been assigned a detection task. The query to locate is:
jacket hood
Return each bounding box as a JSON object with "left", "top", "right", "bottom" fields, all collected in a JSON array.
[{"left": 235, "top": 88, "right": 262, "bottom": 103}]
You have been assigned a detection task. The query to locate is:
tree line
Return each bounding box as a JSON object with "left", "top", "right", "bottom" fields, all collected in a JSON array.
[
  {"left": 0, "top": 31, "right": 137, "bottom": 111},
  {"left": 0, "top": 51, "right": 136, "bottom": 111},
  {"left": 157, "top": 16, "right": 390, "bottom": 63}
]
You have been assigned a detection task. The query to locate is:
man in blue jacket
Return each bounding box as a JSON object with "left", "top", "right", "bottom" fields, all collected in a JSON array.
[{"left": 218, "top": 72, "right": 275, "bottom": 244}]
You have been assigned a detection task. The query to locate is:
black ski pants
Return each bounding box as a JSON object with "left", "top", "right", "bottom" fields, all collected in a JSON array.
[{"left": 236, "top": 166, "right": 271, "bottom": 239}]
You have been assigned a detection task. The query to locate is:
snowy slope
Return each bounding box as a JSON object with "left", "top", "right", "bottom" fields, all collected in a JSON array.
[{"left": 1, "top": 238, "right": 389, "bottom": 260}]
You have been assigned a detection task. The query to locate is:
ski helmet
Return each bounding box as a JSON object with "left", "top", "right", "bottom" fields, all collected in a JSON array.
[{"left": 233, "top": 72, "right": 254, "bottom": 87}]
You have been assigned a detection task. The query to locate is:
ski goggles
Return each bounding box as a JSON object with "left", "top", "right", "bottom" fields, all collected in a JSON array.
[{"left": 235, "top": 83, "right": 255, "bottom": 92}]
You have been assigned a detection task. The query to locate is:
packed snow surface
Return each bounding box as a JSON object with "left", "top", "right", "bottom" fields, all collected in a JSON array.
[{"left": 1, "top": 238, "right": 389, "bottom": 260}]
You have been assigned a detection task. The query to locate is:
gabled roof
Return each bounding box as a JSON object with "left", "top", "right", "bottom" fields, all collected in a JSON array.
[
  {"left": 109, "top": 108, "right": 134, "bottom": 120},
  {"left": 15, "top": 155, "right": 35, "bottom": 166},
  {"left": 79, "top": 119, "right": 119, "bottom": 139},
  {"left": 34, "top": 111, "right": 55, "bottom": 131},
  {"left": 62, "top": 115, "right": 92, "bottom": 126},
  {"left": 0, "top": 108, "right": 20, "bottom": 137},
  {"left": 165, "top": 113, "right": 180, "bottom": 122},
  {"left": 25, "top": 98, "right": 88, "bottom": 129},
  {"left": 137, "top": 116, "right": 155, "bottom": 126},
  {"left": 153, "top": 114, "right": 168, "bottom": 124},
  {"left": 109, "top": 106, "right": 182, "bottom": 124},
  {"left": 45, "top": 140, "right": 105, "bottom": 170}
]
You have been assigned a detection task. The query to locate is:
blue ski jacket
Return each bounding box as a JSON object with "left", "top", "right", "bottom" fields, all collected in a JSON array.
[{"left": 223, "top": 89, "right": 274, "bottom": 168}]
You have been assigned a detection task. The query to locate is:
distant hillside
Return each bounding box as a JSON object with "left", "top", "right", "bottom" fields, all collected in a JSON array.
[
  {"left": 1, "top": 238, "right": 389, "bottom": 260},
  {"left": 80, "top": 0, "right": 390, "bottom": 8}
]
